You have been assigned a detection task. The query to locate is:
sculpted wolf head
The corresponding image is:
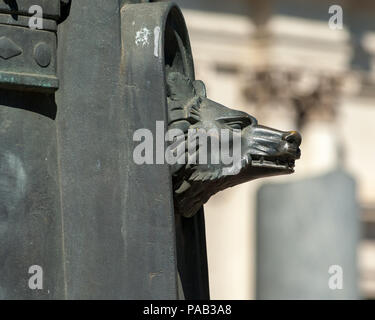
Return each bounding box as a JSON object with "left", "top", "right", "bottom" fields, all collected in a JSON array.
[{"left": 167, "top": 72, "right": 301, "bottom": 218}]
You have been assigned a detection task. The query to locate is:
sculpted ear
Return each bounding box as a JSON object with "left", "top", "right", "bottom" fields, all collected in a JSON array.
[
  {"left": 193, "top": 80, "right": 206, "bottom": 98},
  {"left": 166, "top": 72, "right": 195, "bottom": 100}
]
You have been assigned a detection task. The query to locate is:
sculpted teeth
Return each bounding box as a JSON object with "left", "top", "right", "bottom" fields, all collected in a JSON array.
[
  {"left": 243, "top": 155, "right": 251, "bottom": 166},
  {"left": 248, "top": 154, "right": 297, "bottom": 170}
]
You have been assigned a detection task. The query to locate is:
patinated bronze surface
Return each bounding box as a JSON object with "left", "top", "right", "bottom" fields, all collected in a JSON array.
[
  {"left": 167, "top": 72, "right": 302, "bottom": 218},
  {"left": 0, "top": 0, "right": 301, "bottom": 300}
]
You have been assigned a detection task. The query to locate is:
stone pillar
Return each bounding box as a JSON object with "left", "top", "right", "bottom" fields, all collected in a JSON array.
[{"left": 256, "top": 169, "right": 360, "bottom": 299}]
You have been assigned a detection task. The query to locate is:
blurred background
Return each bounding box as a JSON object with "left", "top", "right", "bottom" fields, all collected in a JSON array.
[{"left": 167, "top": 0, "right": 375, "bottom": 299}]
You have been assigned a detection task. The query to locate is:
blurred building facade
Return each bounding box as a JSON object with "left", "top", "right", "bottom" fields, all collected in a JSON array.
[{"left": 170, "top": 0, "right": 375, "bottom": 299}]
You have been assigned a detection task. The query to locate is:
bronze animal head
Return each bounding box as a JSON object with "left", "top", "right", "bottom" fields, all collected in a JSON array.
[{"left": 167, "top": 72, "right": 301, "bottom": 217}]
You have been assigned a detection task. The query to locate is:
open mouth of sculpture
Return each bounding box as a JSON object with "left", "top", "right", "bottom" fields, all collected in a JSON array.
[{"left": 248, "top": 154, "right": 297, "bottom": 171}]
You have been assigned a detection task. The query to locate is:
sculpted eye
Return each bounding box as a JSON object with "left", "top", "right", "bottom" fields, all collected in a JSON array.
[
  {"left": 227, "top": 122, "right": 242, "bottom": 130},
  {"left": 221, "top": 118, "right": 253, "bottom": 130}
]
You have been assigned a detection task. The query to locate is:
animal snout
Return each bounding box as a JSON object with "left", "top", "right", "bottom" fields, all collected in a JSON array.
[{"left": 282, "top": 130, "right": 302, "bottom": 148}]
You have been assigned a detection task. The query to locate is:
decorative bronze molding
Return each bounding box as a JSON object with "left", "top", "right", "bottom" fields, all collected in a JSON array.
[
  {"left": 0, "top": 0, "right": 62, "bottom": 20},
  {"left": 0, "top": 0, "right": 71, "bottom": 92},
  {"left": 0, "top": 23, "right": 58, "bottom": 92}
]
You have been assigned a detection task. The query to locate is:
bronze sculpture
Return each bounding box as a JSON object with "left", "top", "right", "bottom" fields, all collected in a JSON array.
[{"left": 167, "top": 71, "right": 302, "bottom": 218}]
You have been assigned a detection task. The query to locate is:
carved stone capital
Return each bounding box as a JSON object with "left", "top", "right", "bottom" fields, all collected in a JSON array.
[{"left": 242, "top": 69, "right": 344, "bottom": 128}]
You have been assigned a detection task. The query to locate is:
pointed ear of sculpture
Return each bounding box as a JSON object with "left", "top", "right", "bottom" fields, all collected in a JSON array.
[
  {"left": 192, "top": 80, "right": 207, "bottom": 97},
  {"left": 166, "top": 71, "right": 196, "bottom": 100}
]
